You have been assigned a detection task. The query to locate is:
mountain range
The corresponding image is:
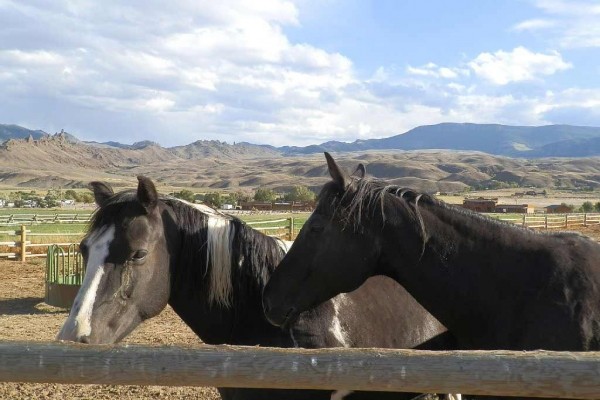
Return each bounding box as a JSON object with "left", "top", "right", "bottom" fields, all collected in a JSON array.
[
  {"left": 4, "top": 122, "right": 600, "bottom": 158},
  {"left": 3, "top": 123, "right": 600, "bottom": 191}
]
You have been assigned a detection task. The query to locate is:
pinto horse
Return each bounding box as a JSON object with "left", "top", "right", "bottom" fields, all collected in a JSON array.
[
  {"left": 263, "top": 152, "right": 600, "bottom": 398},
  {"left": 57, "top": 176, "right": 456, "bottom": 400}
]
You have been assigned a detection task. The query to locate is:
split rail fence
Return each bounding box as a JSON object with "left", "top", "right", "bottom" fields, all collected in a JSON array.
[
  {"left": 495, "top": 212, "right": 600, "bottom": 229},
  {"left": 0, "top": 342, "right": 598, "bottom": 398},
  {"left": 0, "top": 217, "right": 298, "bottom": 261}
]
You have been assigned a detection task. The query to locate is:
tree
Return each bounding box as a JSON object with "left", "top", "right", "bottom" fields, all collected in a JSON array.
[
  {"left": 204, "top": 192, "right": 223, "bottom": 208},
  {"left": 581, "top": 201, "right": 594, "bottom": 213},
  {"left": 594, "top": 202, "right": 600, "bottom": 212},
  {"left": 64, "top": 189, "right": 78, "bottom": 200},
  {"left": 174, "top": 189, "right": 195, "bottom": 203},
  {"left": 80, "top": 193, "right": 94, "bottom": 204},
  {"left": 254, "top": 187, "right": 277, "bottom": 202},
  {"left": 560, "top": 202, "right": 575, "bottom": 213},
  {"left": 284, "top": 185, "right": 315, "bottom": 202}
]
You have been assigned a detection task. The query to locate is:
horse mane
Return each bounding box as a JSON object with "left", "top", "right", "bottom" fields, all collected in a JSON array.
[
  {"left": 320, "top": 176, "right": 555, "bottom": 257},
  {"left": 89, "top": 192, "right": 285, "bottom": 308},
  {"left": 163, "top": 198, "right": 285, "bottom": 308}
]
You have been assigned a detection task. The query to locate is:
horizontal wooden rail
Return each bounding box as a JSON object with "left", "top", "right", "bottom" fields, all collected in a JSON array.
[{"left": 0, "top": 342, "right": 599, "bottom": 398}]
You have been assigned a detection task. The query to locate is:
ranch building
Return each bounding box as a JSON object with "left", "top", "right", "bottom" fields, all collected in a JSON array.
[
  {"left": 462, "top": 198, "right": 498, "bottom": 213},
  {"left": 494, "top": 204, "right": 535, "bottom": 214}
]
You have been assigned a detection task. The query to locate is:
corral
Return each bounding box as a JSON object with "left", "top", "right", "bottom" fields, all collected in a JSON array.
[{"left": 3, "top": 224, "right": 600, "bottom": 399}]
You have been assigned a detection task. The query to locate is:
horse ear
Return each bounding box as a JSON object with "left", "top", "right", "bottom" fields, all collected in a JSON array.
[
  {"left": 137, "top": 176, "right": 158, "bottom": 212},
  {"left": 89, "top": 182, "right": 114, "bottom": 207},
  {"left": 352, "top": 163, "right": 366, "bottom": 179},
  {"left": 324, "top": 152, "right": 350, "bottom": 190}
]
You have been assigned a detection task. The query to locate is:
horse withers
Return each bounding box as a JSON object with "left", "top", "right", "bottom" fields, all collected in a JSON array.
[{"left": 57, "top": 176, "right": 457, "bottom": 400}]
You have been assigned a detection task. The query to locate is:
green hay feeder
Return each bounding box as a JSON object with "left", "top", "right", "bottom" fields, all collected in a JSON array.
[{"left": 45, "top": 244, "right": 86, "bottom": 308}]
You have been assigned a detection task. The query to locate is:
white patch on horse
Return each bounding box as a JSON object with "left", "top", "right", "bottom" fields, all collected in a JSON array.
[
  {"left": 206, "top": 215, "right": 235, "bottom": 307},
  {"left": 329, "top": 293, "right": 350, "bottom": 347},
  {"left": 331, "top": 389, "right": 353, "bottom": 399},
  {"left": 57, "top": 225, "right": 115, "bottom": 341},
  {"left": 275, "top": 239, "right": 293, "bottom": 253},
  {"left": 176, "top": 198, "right": 229, "bottom": 218}
]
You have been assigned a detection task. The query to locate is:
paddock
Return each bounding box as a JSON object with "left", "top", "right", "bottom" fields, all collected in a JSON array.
[{"left": 4, "top": 225, "right": 600, "bottom": 399}]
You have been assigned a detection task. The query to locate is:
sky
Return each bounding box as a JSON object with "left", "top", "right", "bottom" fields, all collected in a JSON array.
[{"left": 1, "top": 0, "right": 599, "bottom": 147}]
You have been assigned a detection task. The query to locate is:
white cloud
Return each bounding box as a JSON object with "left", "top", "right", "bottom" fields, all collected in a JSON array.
[
  {"left": 511, "top": 18, "right": 557, "bottom": 32},
  {"left": 468, "top": 47, "right": 572, "bottom": 85},
  {"left": 406, "top": 63, "right": 467, "bottom": 80},
  {"left": 0, "top": 0, "right": 598, "bottom": 146},
  {"left": 515, "top": 1, "right": 600, "bottom": 48}
]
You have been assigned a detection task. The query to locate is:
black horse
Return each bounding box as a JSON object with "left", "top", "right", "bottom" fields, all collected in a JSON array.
[
  {"left": 57, "top": 176, "right": 457, "bottom": 400},
  {"left": 263, "top": 152, "right": 600, "bottom": 395}
]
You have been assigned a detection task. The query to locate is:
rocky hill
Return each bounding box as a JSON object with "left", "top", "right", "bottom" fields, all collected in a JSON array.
[
  {"left": 3, "top": 123, "right": 600, "bottom": 192},
  {"left": 2, "top": 132, "right": 600, "bottom": 193}
]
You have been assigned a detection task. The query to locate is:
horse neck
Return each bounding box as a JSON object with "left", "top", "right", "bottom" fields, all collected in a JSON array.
[
  {"left": 379, "top": 197, "right": 548, "bottom": 346},
  {"left": 167, "top": 212, "right": 289, "bottom": 345}
]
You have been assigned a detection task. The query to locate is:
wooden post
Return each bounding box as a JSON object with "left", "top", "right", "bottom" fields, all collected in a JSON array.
[
  {"left": 544, "top": 215, "right": 548, "bottom": 230},
  {"left": 565, "top": 214, "right": 569, "bottom": 228},
  {"left": 522, "top": 214, "right": 526, "bottom": 227},
  {"left": 20, "top": 225, "right": 26, "bottom": 262},
  {"left": 1, "top": 342, "right": 600, "bottom": 398},
  {"left": 288, "top": 217, "right": 294, "bottom": 241},
  {"left": 584, "top": 213, "right": 588, "bottom": 227}
]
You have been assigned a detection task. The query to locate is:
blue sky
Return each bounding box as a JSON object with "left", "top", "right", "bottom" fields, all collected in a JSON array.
[{"left": 0, "top": 0, "right": 599, "bottom": 146}]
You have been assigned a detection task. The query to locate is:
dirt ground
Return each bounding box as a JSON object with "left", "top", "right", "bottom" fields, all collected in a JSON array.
[{"left": 0, "top": 258, "right": 220, "bottom": 399}]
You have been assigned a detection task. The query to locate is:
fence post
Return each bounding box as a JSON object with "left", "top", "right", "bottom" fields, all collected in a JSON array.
[
  {"left": 584, "top": 213, "right": 588, "bottom": 227},
  {"left": 565, "top": 214, "right": 568, "bottom": 228},
  {"left": 545, "top": 215, "right": 548, "bottom": 230},
  {"left": 20, "top": 225, "right": 27, "bottom": 262},
  {"left": 522, "top": 214, "right": 526, "bottom": 227},
  {"left": 288, "top": 217, "right": 294, "bottom": 241}
]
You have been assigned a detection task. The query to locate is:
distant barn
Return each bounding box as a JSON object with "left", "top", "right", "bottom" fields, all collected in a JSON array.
[{"left": 462, "top": 198, "right": 498, "bottom": 213}]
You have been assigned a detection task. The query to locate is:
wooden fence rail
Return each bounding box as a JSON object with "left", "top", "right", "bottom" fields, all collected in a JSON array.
[
  {"left": 0, "top": 342, "right": 598, "bottom": 398},
  {"left": 0, "top": 213, "right": 93, "bottom": 225},
  {"left": 0, "top": 218, "right": 298, "bottom": 261},
  {"left": 495, "top": 213, "right": 600, "bottom": 229}
]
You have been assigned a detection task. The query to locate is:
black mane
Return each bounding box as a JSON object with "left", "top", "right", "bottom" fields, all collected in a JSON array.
[
  {"left": 162, "top": 198, "right": 285, "bottom": 306},
  {"left": 90, "top": 193, "right": 283, "bottom": 307}
]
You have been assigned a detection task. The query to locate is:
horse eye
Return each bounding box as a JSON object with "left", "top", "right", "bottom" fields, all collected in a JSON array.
[{"left": 131, "top": 250, "right": 148, "bottom": 263}]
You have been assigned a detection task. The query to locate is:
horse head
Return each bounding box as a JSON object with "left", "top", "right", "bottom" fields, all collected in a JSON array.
[{"left": 57, "top": 176, "right": 174, "bottom": 343}]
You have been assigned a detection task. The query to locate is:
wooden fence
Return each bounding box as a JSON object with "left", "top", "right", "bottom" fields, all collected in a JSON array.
[
  {"left": 495, "top": 213, "right": 600, "bottom": 229},
  {"left": 0, "top": 218, "right": 298, "bottom": 261},
  {"left": 0, "top": 213, "right": 92, "bottom": 225},
  {"left": 0, "top": 226, "right": 87, "bottom": 261},
  {"left": 0, "top": 342, "right": 598, "bottom": 398}
]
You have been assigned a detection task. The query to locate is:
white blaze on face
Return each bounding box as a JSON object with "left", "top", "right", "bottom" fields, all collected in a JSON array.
[{"left": 57, "top": 225, "right": 115, "bottom": 341}]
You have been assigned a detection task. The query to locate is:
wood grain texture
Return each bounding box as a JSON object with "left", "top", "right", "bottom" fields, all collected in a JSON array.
[{"left": 1, "top": 341, "right": 599, "bottom": 398}]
